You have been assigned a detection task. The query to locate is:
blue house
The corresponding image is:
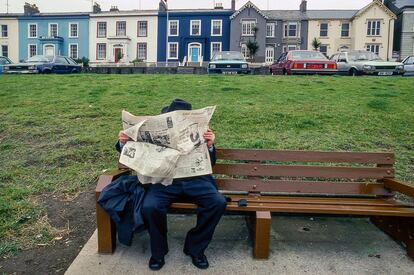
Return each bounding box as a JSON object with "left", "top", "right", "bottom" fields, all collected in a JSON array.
[
  {"left": 157, "top": 1, "right": 234, "bottom": 64},
  {"left": 18, "top": 4, "right": 89, "bottom": 61}
]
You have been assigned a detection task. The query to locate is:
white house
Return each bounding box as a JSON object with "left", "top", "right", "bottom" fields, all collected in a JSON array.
[
  {"left": 89, "top": 7, "right": 158, "bottom": 65},
  {"left": 0, "top": 14, "right": 19, "bottom": 62}
]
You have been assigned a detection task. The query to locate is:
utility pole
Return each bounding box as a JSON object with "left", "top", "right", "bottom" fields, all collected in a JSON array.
[{"left": 165, "top": 0, "right": 169, "bottom": 67}]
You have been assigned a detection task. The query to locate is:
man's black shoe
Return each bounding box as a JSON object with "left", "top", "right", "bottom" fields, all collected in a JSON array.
[
  {"left": 190, "top": 254, "right": 209, "bottom": 269},
  {"left": 148, "top": 257, "right": 165, "bottom": 271}
]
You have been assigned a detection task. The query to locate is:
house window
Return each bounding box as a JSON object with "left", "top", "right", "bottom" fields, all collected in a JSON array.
[
  {"left": 266, "top": 23, "right": 275, "bottom": 38},
  {"left": 319, "top": 45, "right": 328, "bottom": 56},
  {"left": 28, "top": 24, "right": 37, "bottom": 38},
  {"left": 241, "top": 43, "right": 250, "bottom": 58},
  {"left": 190, "top": 20, "right": 201, "bottom": 36},
  {"left": 137, "top": 43, "right": 147, "bottom": 60},
  {"left": 366, "top": 44, "right": 380, "bottom": 55},
  {"left": 284, "top": 22, "right": 298, "bottom": 37},
  {"left": 320, "top": 23, "right": 328, "bottom": 37},
  {"left": 137, "top": 21, "right": 148, "bottom": 37},
  {"left": 341, "top": 23, "right": 349, "bottom": 37},
  {"left": 168, "top": 20, "right": 179, "bottom": 36},
  {"left": 367, "top": 20, "right": 381, "bottom": 36},
  {"left": 97, "top": 22, "right": 107, "bottom": 37},
  {"left": 168, "top": 42, "right": 178, "bottom": 59},
  {"left": 69, "top": 23, "right": 78, "bottom": 38},
  {"left": 28, "top": 44, "right": 37, "bottom": 57},
  {"left": 211, "top": 42, "right": 222, "bottom": 59},
  {"left": 97, "top": 43, "right": 106, "bottom": 60},
  {"left": 1, "top": 45, "right": 8, "bottom": 57},
  {"left": 283, "top": 45, "right": 297, "bottom": 52},
  {"left": 116, "top": 21, "right": 126, "bottom": 36},
  {"left": 69, "top": 44, "right": 78, "bottom": 59},
  {"left": 242, "top": 20, "right": 256, "bottom": 36},
  {"left": 211, "top": 20, "right": 222, "bottom": 36},
  {"left": 49, "top": 23, "right": 58, "bottom": 37},
  {"left": 1, "top": 25, "right": 7, "bottom": 37}
]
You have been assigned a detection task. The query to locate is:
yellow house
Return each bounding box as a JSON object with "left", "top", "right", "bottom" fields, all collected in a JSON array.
[{"left": 307, "top": 0, "right": 396, "bottom": 60}]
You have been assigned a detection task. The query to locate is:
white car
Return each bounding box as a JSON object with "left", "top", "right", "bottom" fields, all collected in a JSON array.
[{"left": 402, "top": 55, "right": 414, "bottom": 76}]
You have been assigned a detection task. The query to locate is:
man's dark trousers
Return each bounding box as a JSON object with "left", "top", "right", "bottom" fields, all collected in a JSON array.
[{"left": 142, "top": 175, "right": 226, "bottom": 260}]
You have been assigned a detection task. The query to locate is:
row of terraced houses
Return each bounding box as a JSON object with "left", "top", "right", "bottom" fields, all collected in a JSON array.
[{"left": 0, "top": 0, "right": 413, "bottom": 66}]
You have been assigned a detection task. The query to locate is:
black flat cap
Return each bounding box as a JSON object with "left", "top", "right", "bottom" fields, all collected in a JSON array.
[{"left": 161, "top": 99, "right": 192, "bottom": 114}]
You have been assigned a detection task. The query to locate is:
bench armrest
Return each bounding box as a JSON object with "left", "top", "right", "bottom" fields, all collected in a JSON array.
[
  {"left": 383, "top": 178, "right": 414, "bottom": 198},
  {"left": 95, "top": 169, "right": 131, "bottom": 195}
]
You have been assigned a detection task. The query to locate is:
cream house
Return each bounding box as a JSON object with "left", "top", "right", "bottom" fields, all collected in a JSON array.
[
  {"left": 0, "top": 14, "right": 19, "bottom": 62},
  {"left": 307, "top": 0, "right": 396, "bottom": 60},
  {"left": 89, "top": 8, "right": 158, "bottom": 65}
]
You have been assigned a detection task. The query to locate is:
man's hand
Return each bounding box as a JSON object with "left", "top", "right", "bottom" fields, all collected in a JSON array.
[
  {"left": 203, "top": 129, "right": 215, "bottom": 148},
  {"left": 118, "top": 130, "right": 131, "bottom": 144}
]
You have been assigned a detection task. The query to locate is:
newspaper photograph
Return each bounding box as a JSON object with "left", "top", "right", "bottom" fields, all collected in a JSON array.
[{"left": 119, "top": 106, "right": 216, "bottom": 183}]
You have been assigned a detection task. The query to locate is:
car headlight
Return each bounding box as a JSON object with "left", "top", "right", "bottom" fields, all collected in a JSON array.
[
  {"left": 396, "top": 65, "right": 404, "bottom": 70},
  {"left": 28, "top": 66, "right": 36, "bottom": 70},
  {"left": 241, "top": 64, "right": 248, "bottom": 69},
  {"left": 363, "top": 65, "right": 374, "bottom": 70},
  {"left": 4, "top": 66, "right": 9, "bottom": 70},
  {"left": 209, "top": 64, "right": 216, "bottom": 69}
]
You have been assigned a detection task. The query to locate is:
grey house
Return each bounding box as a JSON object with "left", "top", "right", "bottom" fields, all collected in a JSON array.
[
  {"left": 385, "top": 0, "right": 414, "bottom": 59},
  {"left": 230, "top": 1, "right": 308, "bottom": 63}
]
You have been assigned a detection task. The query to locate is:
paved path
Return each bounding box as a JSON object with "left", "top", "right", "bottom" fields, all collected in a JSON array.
[{"left": 65, "top": 215, "right": 413, "bottom": 275}]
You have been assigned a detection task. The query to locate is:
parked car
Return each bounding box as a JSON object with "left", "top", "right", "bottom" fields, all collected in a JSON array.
[
  {"left": 270, "top": 50, "right": 337, "bottom": 75},
  {"left": 3, "top": 55, "right": 82, "bottom": 74},
  {"left": 402, "top": 55, "right": 414, "bottom": 76},
  {"left": 0, "top": 56, "right": 13, "bottom": 74},
  {"left": 330, "top": 51, "right": 404, "bottom": 76},
  {"left": 208, "top": 51, "right": 250, "bottom": 74}
]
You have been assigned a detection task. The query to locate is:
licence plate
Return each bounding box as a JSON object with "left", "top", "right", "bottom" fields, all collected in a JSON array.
[
  {"left": 378, "top": 72, "right": 393, "bottom": 76},
  {"left": 307, "top": 64, "right": 323, "bottom": 69},
  {"left": 223, "top": 71, "right": 237, "bottom": 75}
]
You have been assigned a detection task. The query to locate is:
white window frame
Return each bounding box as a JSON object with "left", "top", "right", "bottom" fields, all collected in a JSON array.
[
  {"left": 137, "top": 21, "right": 148, "bottom": 37},
  {"left": 28, "top": 44, "right": 37, "bottom": 58},
  {"left": 28, "top": 23, "right": 37, "bottom": 38},
  {"left": 284, "top": 22, "right": 298, "bottom": 38},
  {"left": 210, "top": 42, "right": 222, "bottom": 59},
  {"left": 137, "top": 42, "right": 147, "bottom": 60},
  {"left": 266, "top": 23, "right": 275, "bottom": 38},
  {"left": 241, "top": 43, "right": 250, "bottom": 59},
  {"left": 69, "top": 22, "right": 79, "bottom": 38},
  {"left": 69, "top": 43, "right": 78, "bottom": 59},
  {"left": 241, "top": 19, "right": 256, "bottom": 36},
  {"left": 97, "top": 22, "right": 107, "bottom": 38},
  {"left": 1, "top": 25, "right": 8, "bottom": 38},
  {"left": 190, "top": 20, "right": 201, "bottom": 36},
  {"left": 283, "top": 44, "right": 298, "bottom": 52},
  {"left": 367, "top": 20, "right": 381, "bottom": 36},
  {"left": 97, "top": 43, "right": 107, "bottom": 60},
  {"left": 116, "top": 21, "right": 126, "bottom": 37},
  {"left": 168, "top": 20, "right": 179, "bottom": 36},
  {"left": 48, "top": 23, "right": 58, "bottom": 37},
  {"left": 265, "top": 46, "right": 274, "bottom": 64},
  {"left": 211, "top": 19, "right": 222, "bottom": 36},
  {"left": 167, "top": 42, "right": 179, "bottom": 59},
  {"left": 366, "top": 44, "right": 380, "bottom": 55}
]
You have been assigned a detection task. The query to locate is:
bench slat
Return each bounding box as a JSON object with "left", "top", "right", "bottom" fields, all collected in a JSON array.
[
  {"left": 215, "top": 179, "right": 392, "bottom": 197},
  {"left": 213, "top": 164, "right": 394, "bottom": 179},
  {"left": 216, "top": 149, "right": 394, "bottom": 164}
]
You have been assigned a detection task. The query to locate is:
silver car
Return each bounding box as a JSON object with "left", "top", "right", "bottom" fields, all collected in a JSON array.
[
  {"left": 330, "top": 50, "right": 404, "bottom": 76},
  {"left": 402, "top": 55, "right": 414, "bottom": 76}
]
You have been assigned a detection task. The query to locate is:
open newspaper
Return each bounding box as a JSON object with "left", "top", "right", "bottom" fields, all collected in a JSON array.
[{"left": 119, "top": 106, "right": 216, "bottom": 185}]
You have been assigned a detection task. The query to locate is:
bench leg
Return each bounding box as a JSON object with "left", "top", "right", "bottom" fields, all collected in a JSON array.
[
  {"left": 370, "top": 216, "right": 414, "bottom": 260},
  {"left": 96, "top": 202, "right": 116, "bottom": 253},
  {"left": 253, "top": 211, "right": 272, "bottom": 259}
]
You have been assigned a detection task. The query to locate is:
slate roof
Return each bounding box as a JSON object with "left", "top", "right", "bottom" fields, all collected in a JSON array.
[
  {"left": 262, "top": 10, "right": 306, "bottom": 20},
  {"left": 306, "top": 10, "right": 358, "bottom": 20},
  {"left": 390, "top": 0, "right": 414, "bottom": 9}
]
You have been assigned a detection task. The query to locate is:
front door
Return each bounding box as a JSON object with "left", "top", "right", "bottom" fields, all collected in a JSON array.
[
  {"left": 188, "top": 43, "right": 201, "bottom": 63},
  {"left": 191, "top": 47, "right": 199, "bottom": 62},
  {"left": 114, "top": 48, "right": 122, "bottom": 63},
  {"left": 44, "top": 45, "right": 55, "bottom": 56},
  {"left": 265, "top": 47, "right": 274, "bottom": 64}
]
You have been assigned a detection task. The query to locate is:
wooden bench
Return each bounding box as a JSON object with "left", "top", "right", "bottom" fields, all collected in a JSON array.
[{"left": 95, "top": 149, "right": 414, "bottom": 260}]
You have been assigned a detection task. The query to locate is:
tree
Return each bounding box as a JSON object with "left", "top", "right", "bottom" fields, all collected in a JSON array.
[
  {"left": 312, "top": 37, "right": 322, "bottom": 51},
  {"left": 246, "top": 39, "right": 259, "bottom": 61}
]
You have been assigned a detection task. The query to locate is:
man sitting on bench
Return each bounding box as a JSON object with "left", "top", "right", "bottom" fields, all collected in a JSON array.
[{"left": 117, "top": 99, "right": 227, "bottom": 271}]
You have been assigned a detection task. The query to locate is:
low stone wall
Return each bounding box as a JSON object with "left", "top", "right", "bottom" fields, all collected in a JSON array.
[{"left": 82, "top": 66, "right": 270, "bottom": 75}]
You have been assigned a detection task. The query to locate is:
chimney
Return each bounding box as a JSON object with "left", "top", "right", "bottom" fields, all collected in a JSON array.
[
  {"left": 24, "top": 2, "right": 40, "bottom": 16},
  {"left": 214, "top": 2, "right": 224, "bottom": 9},
  {"left": 300, "top": 0, "right": 307, "bottom": 12},
  {"left": 231, "top": 0, "right": 236, "bottom": 11},
  {"left": 159, "top": 0, "right": 167, "bottom": 12},
  {"left": 109, "top": 6, "right": 119, "bottom": 12},
  {"left": 93, "top": 3, "right": 101, "bottom": 13}
]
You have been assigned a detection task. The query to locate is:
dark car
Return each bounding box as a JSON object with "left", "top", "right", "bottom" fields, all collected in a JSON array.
[
  {"left": 270, "top": 50, "right": 337, "bottom": 75},
  {"left": 0, "top": 56, "right": 12, "bottom": 74},
  {"left": 4, "top": 55, "right": 81, "bottom": 74},
  {"left": 208, "top": 51, "right": 250, "bottom": 74}
]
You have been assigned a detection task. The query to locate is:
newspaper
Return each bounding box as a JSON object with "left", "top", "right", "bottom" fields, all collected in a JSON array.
[{"left": 119, "top": 106, "right": 216, "bottom": 184}]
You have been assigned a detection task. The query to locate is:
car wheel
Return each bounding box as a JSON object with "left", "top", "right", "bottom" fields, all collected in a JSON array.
[
  {"left": 42, "top": 69, "right": 51, "bottom": 74},
  {"left": 283, "top": 70, "right": 288, "bottom": 76},
  {"left": 72, "top": 69, "right": 78, "bottom": 74},
  {"left": 349, "top": 68, "right": 359, "bottom": 76},
  {"left": 270, "top": 69, "right": 274, "bottom": 75}
]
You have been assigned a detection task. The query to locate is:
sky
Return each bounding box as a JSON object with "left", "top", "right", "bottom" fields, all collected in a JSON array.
[{"left": 0, "top": 0, "right": 373, "bottom": 13}]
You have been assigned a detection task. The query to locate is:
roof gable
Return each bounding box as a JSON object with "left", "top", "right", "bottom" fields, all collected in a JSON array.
[
  {"left": 353, "top": 0, "right": 397, "bottom": 19},
  {"left": 230, "top": 1, "right": 268, "bottom": 20}
]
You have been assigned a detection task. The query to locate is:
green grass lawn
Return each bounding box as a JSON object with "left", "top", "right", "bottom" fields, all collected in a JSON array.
[{"left": 0, "top": 74, "right": 413, "bottom": 256}]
